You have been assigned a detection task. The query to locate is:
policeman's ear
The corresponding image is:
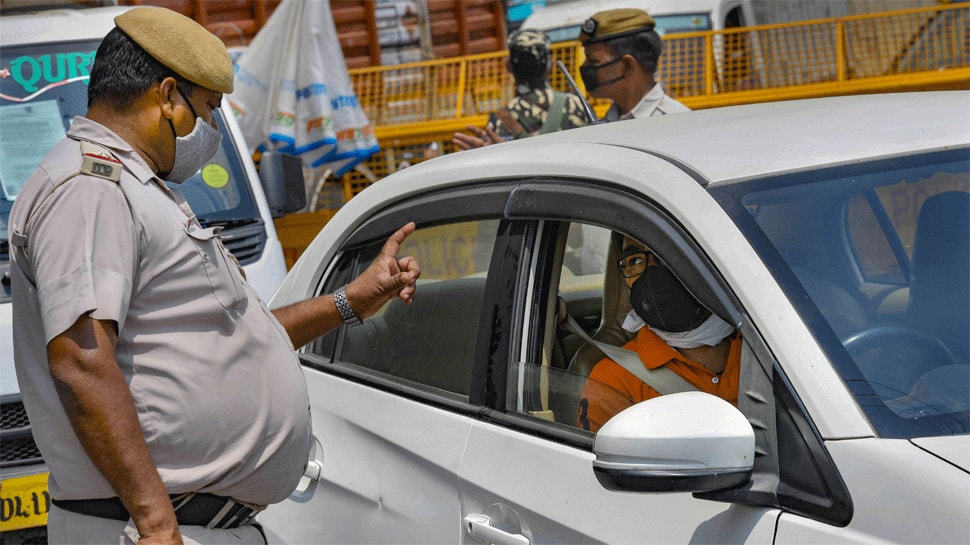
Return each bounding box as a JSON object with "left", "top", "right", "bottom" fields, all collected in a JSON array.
[
  {"left": 157, "top": 77, "right": 180, "bottom": 120},
  {"left": 621, "top": 54, "right": 637, "bottom": 76}
]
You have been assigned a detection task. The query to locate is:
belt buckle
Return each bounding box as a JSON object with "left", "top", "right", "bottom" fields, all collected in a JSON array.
[
  {"left": 171, "top": 492, "right": 265, "bottom": 529},
  {"left": 212, "top": 499, "right": 257, "bottom": 530}
]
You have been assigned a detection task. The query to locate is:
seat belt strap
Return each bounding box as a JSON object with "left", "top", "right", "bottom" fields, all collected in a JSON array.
[{"left": 562, "top": 314, "right": 698, "bottom": 395}]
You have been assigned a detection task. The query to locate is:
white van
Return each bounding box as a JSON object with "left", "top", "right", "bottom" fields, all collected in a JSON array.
[
  {"left": 0, "top": 6, "right": 304, "bottom": 540},
  {"left": 522, "top": 0, "right": 756, "bottom": 42}
]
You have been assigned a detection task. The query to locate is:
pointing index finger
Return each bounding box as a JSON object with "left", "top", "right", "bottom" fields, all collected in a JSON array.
[{"left": 381, "top": 222, "right": 416, "bottom": 258}]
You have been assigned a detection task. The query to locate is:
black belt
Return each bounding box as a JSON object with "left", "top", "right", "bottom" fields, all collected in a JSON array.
[{"left": 53, "top": 492, "right": 263, "bottom": 529}]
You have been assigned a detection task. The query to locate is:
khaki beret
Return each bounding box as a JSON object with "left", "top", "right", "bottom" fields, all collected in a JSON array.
[
  {"left": 580, "top": 8, "right": 656, "bottom": 44},
  {"left": 115, "top": 7, "right": 233, "bottom": 93}
]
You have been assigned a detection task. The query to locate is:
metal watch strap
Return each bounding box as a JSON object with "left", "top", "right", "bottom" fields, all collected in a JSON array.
[{"left": 334, "top": 285, "right": 362, "bottom": 327}]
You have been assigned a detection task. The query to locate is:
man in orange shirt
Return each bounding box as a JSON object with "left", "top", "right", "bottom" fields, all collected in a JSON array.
[{"left": 578, "top": 237, "right": 741, "bottom": 432}]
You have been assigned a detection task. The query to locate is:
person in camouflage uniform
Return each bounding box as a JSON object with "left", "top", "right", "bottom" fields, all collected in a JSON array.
[{"left": 453, "top": 29, "right": 588, "bottom": 149}]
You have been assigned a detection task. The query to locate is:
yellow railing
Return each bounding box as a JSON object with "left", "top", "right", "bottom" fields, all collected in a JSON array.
[{"left": 277, "top": 3, "right": 969, "bottom": 267}]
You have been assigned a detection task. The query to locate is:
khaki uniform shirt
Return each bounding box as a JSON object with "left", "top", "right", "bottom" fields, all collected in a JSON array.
[{"left": 10, "top": 117, "right": 310, "bottom": 505}]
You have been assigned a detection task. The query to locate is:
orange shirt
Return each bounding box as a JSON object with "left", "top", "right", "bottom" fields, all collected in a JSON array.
[{"left": 577, "top": 328, "right": 742, "bottom": 432}]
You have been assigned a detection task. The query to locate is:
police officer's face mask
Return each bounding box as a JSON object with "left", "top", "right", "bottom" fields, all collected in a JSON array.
[
  {"left": 580, "top": 56, "right": 625, "bottom": 92},
  {"left": 163, "top": 86, "right": 222, "bottom": 184},
  {"left": 629, "top": 263, "right": 712, "bottom": 332}
]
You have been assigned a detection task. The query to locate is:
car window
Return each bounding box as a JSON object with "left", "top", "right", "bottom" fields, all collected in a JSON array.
[
  {"left": 720, "top": 149, "right": 969, "bottom": 438},
  {"left": 333, "top": 219, "right": 500, "bottom": 397},
  {"left": 510, "top": 222, "right": 611, "bottom": 428},
  {"left": 511, "top": 219, "right": 747, "bottom": 435},
  {"left": 846, "top": 193, "right": 907, "bottom": 285}
]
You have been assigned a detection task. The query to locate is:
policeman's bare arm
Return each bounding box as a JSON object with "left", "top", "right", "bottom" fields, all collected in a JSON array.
[
  {"left": 47, "top": 316, "right": 182, "bottom": 545},
  {"left": 273, "top": 222, "right": 421, "bottom": 349}
]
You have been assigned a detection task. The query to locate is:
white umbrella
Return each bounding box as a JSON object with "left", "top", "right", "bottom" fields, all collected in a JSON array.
[{"left": 228, "top": 0, "right": 379, "bottom": 181}]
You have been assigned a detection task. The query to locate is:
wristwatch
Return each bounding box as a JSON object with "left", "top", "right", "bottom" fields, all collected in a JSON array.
[{"left": 334, "top": 285, "right": 362, "bottom": 327}]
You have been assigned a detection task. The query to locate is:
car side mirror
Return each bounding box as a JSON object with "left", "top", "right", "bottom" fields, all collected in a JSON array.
[
  {"left": 592, "top": 391, "right": 755, "bottom": 493},
  {"left": 259, "top": 151, "right": 307, "bottom": 218}
]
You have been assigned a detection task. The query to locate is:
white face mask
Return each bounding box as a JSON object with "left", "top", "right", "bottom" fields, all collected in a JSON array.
[
  {"left": 163, "top": 88, "right": 223, "bottom": 183},
  {"left": 624, "top": 310, "right": 736, "bottom": 349}
]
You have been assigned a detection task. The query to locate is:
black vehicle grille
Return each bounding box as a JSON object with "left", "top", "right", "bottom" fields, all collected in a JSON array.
[
  {"left": 219, "top": 221, "right": 267, "bottom": 266},
  {"left": 1, "top": 398, "right": 43, "bottom": 468}
]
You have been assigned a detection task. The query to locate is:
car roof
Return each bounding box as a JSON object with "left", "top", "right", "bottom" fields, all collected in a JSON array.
[
  {"left": 0, "top": 6, "right": 132, "bottom": 47},
  {"left": 445, "top": 91, "right": 970, "bottom": 187}
]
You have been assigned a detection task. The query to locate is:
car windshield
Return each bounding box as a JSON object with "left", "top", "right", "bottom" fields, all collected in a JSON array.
[
  {"left": 0, "top": 38, "right": 261, "bottom": 277},
  {"left": 542, "top": 13, "right": 712, "bottom": 42},
  {"left": 714, "top": 149, "right": 969, "bottom": 439}
]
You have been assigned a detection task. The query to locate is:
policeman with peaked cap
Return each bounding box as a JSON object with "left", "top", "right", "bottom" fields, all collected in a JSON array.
[
  {"left": 9, "top": 7, "right": 419, "bottom": 544},
  {"left": 579, "top": 8, "right": 690, "bottom": 121}
]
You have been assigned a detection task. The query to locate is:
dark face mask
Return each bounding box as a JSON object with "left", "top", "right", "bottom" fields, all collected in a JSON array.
[
  {"left": 580, "top": 56, "right": 624, "bottom": 92},
  {"left": 629, "top": 264, "right": 711, "bottom": 332}
]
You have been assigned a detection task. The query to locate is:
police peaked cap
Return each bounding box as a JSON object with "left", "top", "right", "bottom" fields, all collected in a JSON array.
[
  {"left": 115, "top": 6, "right": 234, "bottom": 93},
  {"left": 580, "top": 8, "right": 657, "bottom": 44}
]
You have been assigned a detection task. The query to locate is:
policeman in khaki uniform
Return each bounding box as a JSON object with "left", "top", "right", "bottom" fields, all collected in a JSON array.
[
  {"left": 579, "top": 8, "right": 691, "bottom": 121},
  {"left": 9, "top": 7, "right": 419, "bottom": 545},
  {"left": 453, "top": 29, "right": 587, "bottom": 150}
]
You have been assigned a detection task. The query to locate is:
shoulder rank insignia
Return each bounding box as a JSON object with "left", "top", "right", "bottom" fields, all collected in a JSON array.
[{"left": 79, "top": 140, "right": 122, "bottom": 182}]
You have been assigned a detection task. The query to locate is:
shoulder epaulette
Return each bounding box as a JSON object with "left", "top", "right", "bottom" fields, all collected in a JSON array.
[{"left": 79, "top": 140, "right": 122, "bottom": 182}]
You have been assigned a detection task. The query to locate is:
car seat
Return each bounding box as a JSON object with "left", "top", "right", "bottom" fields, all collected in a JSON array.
[
  {"left": 567, "top": 233, "right": 636, "bottom": 379},
  {"left": 907, "top": 191, "right": 970, "bottom": 365}
]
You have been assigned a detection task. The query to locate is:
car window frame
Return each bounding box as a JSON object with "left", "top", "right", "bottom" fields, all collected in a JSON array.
[{"left": 298, "top": 181, "right": 525, "bottom": 416}]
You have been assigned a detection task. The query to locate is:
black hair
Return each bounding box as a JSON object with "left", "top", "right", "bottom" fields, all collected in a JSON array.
[
  {"left": 603, "top": 29, "right": 663, "bottom": 74},
  {"left": 87, "top": 27, "right": 196, "bottom": 109}
]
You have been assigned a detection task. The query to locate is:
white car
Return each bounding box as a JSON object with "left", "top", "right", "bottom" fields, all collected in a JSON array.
[{"left": 263, "top": 92, "right": 969, "bottom": 544}]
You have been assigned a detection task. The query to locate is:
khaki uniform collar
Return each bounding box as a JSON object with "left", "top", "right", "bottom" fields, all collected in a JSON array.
[
  {"left": 67, "top": 116, "right": 158, "bottom": 185},
  {"left": 620, "top": 83, "right": 664, "bottom": 120}
]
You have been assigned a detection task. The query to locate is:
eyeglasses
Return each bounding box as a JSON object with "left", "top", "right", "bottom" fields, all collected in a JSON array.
[{"left": 617, "top": 251, "right": 654, "bottom": 278}]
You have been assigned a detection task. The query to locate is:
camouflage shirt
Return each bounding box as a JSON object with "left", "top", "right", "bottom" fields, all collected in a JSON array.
[{"left": 487, "top": 82, "right": 589, "bottom": 139}]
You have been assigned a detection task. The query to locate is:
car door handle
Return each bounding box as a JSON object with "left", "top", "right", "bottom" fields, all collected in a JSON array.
[{"left": 463, "top": 514, "right": 531, "bottom": 545}]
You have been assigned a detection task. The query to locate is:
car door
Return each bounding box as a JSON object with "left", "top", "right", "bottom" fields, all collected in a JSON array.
[
  {"left": 259, "top": 183, "right": 523, "bottom": 544},
  {"left": 455, "top": 178, "right": 855, "bottom": 544},
  {"left": 453, "top": 179, "right": 769, "bottom": 544}
]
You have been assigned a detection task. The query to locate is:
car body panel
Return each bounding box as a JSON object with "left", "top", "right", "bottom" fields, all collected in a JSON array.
[
  {"left": 910, "top": 435, "right": 970, "bottom": 471},
  {"left": 459, "top": 414, "right": 780, "bottom": 544},
  {"left": 261, "top": 369, "right": 469, "bottom": 544},
  {"left": 0, "top": 6, "right": 130, "bottom": 46},
  {"left": 776, "top": 438, "right": 970, "bottom": 544}
]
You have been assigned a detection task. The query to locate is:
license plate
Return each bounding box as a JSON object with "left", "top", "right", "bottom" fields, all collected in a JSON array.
[{"left": 0, "top": 472, "right": 50, "bottom": 532}]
